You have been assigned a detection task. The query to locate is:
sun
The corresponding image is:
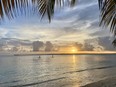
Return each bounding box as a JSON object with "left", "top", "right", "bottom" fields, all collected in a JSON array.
[
  {"left": 71, "top": 47, "right": 78, "bottom": 52},
  {"left": 72, "top": 49, "right": 77, "bottom": 52}
]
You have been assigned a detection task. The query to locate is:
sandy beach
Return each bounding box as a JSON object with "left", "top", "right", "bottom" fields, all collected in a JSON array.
[{"left": 82, "top": 77, "right": 116, "bottom": 87}]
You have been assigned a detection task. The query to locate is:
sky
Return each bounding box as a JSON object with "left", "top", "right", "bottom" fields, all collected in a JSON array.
[{"left": 0, "top": 0, "right": 115, "bottom": 51}]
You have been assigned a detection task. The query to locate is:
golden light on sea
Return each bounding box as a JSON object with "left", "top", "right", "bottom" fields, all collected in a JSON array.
[{"left": 73, "top": 55, "right": 76, "bottom": 64}]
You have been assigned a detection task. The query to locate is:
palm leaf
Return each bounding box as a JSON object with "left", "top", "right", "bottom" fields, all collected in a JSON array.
[
  {"left": 34, "top": 0, "right": 76, "bottom": 21},
  {"left": 37, "top": 0, "right": 55, "bottom": 22},
  {"left": 98, "top": 0, "right": 116, "bottom": 34},
  {"left": 112, "top": 38, "right": 116, "bottom": 47},
  {"left": 0, "top": 0, "right": 30, "bottom": 20},
  {"left": 0, "top": 0, "right": 76, "bottom": 21},
  {"left": 98, "top": 0, "right": 116, "bottom": 46}
]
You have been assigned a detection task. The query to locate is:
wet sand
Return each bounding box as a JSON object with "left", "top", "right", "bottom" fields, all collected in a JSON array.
[{"left": 82, "top": 77, "right": 116, "bottom": 87}]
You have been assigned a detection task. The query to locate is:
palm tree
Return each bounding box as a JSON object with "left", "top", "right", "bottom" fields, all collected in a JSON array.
[{"left": 0, "top": 0, "right": 116, "bottom": 45}]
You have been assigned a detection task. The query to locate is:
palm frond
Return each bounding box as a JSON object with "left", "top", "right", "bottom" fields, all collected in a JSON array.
[
  {"left": 0, "top": 0, "right": 30, "bottom": 20},
  {"left": 0, "top": 0, "right": 15, "bottom": 20},
  {"left": 98, "top": 0, "right": 116, "bottom": 47},
  {"left": 112, "top": 38, "right": 116, "bottom": 47},
  {"left": 37, "top": 0, "right": 55, "bottom": 22},
  {"left": 98, "top": 0, "right": 116, "bottom": 35},
  {"left": 0, "top": 0, "right": 76, "bottom": 21},
  {"left": 35, "top": 0, "right": 76, "bottom": 22}
]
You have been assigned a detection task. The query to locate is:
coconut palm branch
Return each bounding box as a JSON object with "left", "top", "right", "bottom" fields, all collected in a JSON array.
[
  {"left": 0, "top": 0, "right": 76, "bottom": 21},
  {"left": 32, "top": 0, "right": 76, "bottom": 21},
  {"left": 98, "top": 0, "right": 116, "bottom": 35},
  {"left": 112, "top": 38, "right": 116, "bottom": 47},
  {"left": 98, "top": 0, "right": 116, "bottom": 46}
]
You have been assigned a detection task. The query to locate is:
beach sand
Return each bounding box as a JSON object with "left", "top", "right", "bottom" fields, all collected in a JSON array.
[{"left": 82, "top": 77, "right": 116, "bottom": 87}]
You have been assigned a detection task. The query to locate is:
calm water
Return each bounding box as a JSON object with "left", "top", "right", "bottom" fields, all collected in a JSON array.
[{"left": 0, "top": 55, "right": 116, "bottom": 87}]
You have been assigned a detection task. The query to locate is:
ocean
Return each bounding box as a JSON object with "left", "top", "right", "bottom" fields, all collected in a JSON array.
[{"left": 0, "top": 55, "right": 116, "bottom": 87}]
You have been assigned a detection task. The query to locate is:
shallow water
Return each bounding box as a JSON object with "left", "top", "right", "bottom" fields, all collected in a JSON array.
[{"left": 0, "top": 55, "right": 116, "bottom": 87}]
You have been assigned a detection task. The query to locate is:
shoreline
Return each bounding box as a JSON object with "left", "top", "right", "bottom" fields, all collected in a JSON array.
[{"left": 82, "top": 77, "right": 116, "bottom": 87}]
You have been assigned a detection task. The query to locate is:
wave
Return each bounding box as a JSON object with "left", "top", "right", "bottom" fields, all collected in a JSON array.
[
  {"left": 62, "top": 65, "right": 116, "bottom": 74},
  {"left": 0, "top": 80, "right": 21, "bottom": 85},
  {"left": 10, "top": 77, "right": 66, "bottom": 87}
]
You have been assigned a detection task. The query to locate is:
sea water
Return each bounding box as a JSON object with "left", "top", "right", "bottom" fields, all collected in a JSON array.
[{"left": 0, "top": 55, "right": 116, "bottom": 87}]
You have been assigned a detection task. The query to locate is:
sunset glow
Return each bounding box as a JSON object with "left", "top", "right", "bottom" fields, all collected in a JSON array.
[{"left": 71, "top": 47, "right": 78, "bottom": 52}]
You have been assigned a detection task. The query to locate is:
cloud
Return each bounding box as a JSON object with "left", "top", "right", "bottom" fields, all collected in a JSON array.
[
  {"left": 33, "top": 41, "right": 44, "bottom": 51},
  {"left": 45, "top": 41, "right": 53, "bottom": 52},
  {"left": 74, "top": 42, "right": 83, "bottom": 51},
  {"left": 0, "top": 28, "right": 8, "bottom": 37},
  {"left": 83, "top": 36, "right": 116, "bottom": 51},
  {"left": 0, "top": 0, "right": 114, "bottom": 51},
  {"left": 83, "top": 43, "right": 95, "bottom": 51},
  {"left": 97, "top": 37, "right": 115, "bottom": 51},
  {"left": 90, "top": 30, "right": 111, "bottom": 38}
]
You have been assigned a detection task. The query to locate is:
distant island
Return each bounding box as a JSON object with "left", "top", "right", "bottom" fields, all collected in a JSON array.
[{"left": 14, "top": 51, "right": 116, "bottom": 56}]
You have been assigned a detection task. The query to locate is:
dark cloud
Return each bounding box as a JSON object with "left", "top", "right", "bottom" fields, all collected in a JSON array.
[
  {"left": 97, "top": 37, "right": 116, "bottom": 51},
  {"left": 74, "top": 42, "right": 83, "bottom": 51},
  {"left": 0, "top": 38, "right": 32, "bottom": 46},
  {"left": 83, "top": 43, "right": 94, "bottom": 51},
  {"left": 33, "top": 41, "right": 44, "bottom": 51},
  {"left": 0, "top": 43, "right": 4, "bottom": 51},
  {"left": 45, "top": 41, "right": 53, "bottom": 52},
  {"left": 12, "top": 47, "right": 19, "bottom": 52},
  {"left": 83, "top": 42, "right": 104, "bottom": 51},
  {"left": 83, "top": 36, "right": 116, "bottom": 51}
]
